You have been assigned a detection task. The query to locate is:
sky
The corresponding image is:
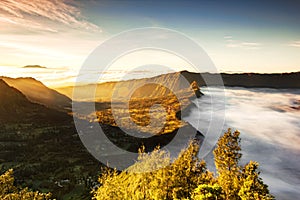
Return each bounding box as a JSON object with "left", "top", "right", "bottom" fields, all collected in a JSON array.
[{"left": 0, "top": 0, "right": 299, "bottom": 86}]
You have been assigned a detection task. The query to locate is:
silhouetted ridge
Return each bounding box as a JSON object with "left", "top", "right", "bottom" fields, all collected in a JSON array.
[
  {"left": 179, "top": 71, "right": 300, "bottom": 88},
  {"left": 0, "top": 79, "right": 30, "bottom": 109},
  {"left": 0, "top": 79, "right": 70, "bottom": 123},
  {"left": 0, "top": 76, "right": 71, "bottom": 111}
]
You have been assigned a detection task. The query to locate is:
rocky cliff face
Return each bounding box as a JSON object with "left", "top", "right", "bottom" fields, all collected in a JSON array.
[
  {"left": 57, "top": 71, "right": 202, "bottom": 101},
  {"left": 67, "top": 72, "right": 203, "bottom": 136},
  {"left": 57, "top": 70, "right": 299, "bottom": 102}
]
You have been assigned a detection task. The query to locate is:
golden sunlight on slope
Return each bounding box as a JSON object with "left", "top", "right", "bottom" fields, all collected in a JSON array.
[{"left": 0, "top": 77, "right": 71, "bottom": 111}]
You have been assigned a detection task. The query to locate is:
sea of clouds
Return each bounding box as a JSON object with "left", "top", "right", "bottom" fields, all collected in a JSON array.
[{"left": 184, "top": 87, "right": 300, "bottom": 200}]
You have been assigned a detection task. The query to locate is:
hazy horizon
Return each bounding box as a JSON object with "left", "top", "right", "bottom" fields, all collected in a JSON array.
[{"left": 0, "top": 65, "right": 299, "bottom": 88}]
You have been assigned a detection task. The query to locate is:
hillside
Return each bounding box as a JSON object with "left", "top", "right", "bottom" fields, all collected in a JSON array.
[
  {"left": 56, "top": 71, "right": 202, "bottom": 101},
  {"left": 0, "top": 79, "right": 70, "bottom": 124},
  {"left": 67, "top": 72, "right": 202, "bottom": 135},
  {"left": 0, "top": 79, "right": 99, "bottom": 199},
  {"left": 0, "top": 76, "right": 71, "bottom": 111},
  {"left": 0, "top": 77, "right": 202, "bottom": 199}
]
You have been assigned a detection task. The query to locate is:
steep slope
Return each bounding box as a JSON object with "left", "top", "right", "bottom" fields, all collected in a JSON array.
[
  {"left": 0, "top": 77, "right": 71, "bottom": 111},
  {"left": 0, "top": 79, "right": 70, "bottom": 124},
  {"left": 57, "top": 72, "right": 200, "bottom": 101},
  {"left": 57, "top": 71, "right": 300, "bottom": 101}
]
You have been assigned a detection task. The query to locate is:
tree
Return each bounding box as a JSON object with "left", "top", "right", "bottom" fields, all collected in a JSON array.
[
  {"left": 213, "top": 129, "right": 242, "bottom": 200},
  {"left": 166, "top": 142, "right": 213, "bottom": 199},
  {"left": 93, "top": 142, "right": 212, "bottom": 200},
  {"left": 93, "top": 147, "right": 172, "bottom": 200},
  {"left": 94, "top": 129, "right": 275, "bottom": 200},
  {"left": 0, "top": 169, "right": 51, "bottom": 200},
  {"left": 238, "top": 161, "right": 274, "bottom": 200},
  {"left": 192, "top": 183, "right": 223, "bottom": 200}
]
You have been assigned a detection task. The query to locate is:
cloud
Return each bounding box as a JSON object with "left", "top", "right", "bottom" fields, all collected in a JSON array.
[
  {"left": 224, "top": 35, "right": 232, "bottom": 39},
  {"left": 0, "top": 0, "right": 101, "bottom": 33},
  {"left": 225, "top": 37, "right": 262, "bottom": 50},
  {"left": 288, "top": 41, "right": 300, "bottom": 47}
]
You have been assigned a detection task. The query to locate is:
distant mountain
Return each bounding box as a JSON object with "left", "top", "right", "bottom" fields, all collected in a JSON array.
[
  {"left": 0, "top": 77, "right": 71, "bottom": 111},
  {"left": 180, "top": 71, "right": 300, "bottom": 89},
  {"left": 0, "top": 79, "right": 70, "bottom": 123},
  {"left": 23, "top": 65, "right": 46, "bottom": 69}
]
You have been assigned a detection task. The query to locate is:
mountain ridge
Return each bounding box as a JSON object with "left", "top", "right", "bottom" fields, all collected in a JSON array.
[
  {"left": 0, "top": 79, "right": 70, "bottom": 124},
  {"left": 55, "top": 71, "right": 300, "bottom": 101},
  {"left": 180, "top": 70, "right": 300, "bottom": 88},
  {"left": 0, "top": 76, "right": 71, "bottom": 111},
  {"left": 57, "top": 71, "right": 197, "bottom": 101}
]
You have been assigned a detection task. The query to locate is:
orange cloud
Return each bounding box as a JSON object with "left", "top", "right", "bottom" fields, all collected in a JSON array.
[{"left": 0, "top": 0, "right": 101, "bottom": 33}]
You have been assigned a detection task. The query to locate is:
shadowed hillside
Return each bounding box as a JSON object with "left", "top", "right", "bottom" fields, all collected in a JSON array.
[
  {"left": 0, "top": 79, "right": 99, "bottom": 199},
  {"left": 1, "top": 76, "right": 71, "bottom": 111},
  {"left": 0, "top": 79, "right": 70, "bottom": 124}
]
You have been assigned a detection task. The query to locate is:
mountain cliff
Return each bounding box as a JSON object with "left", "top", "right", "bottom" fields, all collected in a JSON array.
[
  {"left": 0, "top": 79, "right": 70, "bottom": 123},
  {"left": 56, "top": 71, "right": 201, "bottom": 101},
  {"left": 56, "top": 71, "right": 299, "bottom": 101},
  {"left": 0, "top": 76, "right": 71, "bottom": 111}
]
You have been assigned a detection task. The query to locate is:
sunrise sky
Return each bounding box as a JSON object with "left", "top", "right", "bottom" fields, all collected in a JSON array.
[{"left": 0, "top": 0, "right": 299, "bottom": 86}]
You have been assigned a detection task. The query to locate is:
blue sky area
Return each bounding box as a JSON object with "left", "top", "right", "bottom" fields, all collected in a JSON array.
[{"left": 0, "top": 0, "right": 299, "bottom": 85}]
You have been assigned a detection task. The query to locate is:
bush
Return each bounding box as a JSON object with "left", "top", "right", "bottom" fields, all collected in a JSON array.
[{"left": 0, "top": 169, "right": 51, "bottom": 200}]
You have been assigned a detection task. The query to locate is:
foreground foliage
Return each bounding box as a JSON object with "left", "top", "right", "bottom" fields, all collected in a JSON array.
[
  {"left": 0, "top": 169, "right": 51, "bottom": 200},
  {"left": 94, "top": 129, "right": 274, "bottom": 200}
]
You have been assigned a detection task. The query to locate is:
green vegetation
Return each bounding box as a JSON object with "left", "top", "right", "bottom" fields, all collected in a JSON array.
[
  {"left": 93, "top": 129, "right": 274, "bottom": 200},
  {"left": 1, "top": 124, "right": 274, "bottom": 200},
  {"left": 0, "top": 123, "right": 101, "bottom": 200},
  {"left": 0, "top": 169, "right": 51, "bottom": 199}
]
